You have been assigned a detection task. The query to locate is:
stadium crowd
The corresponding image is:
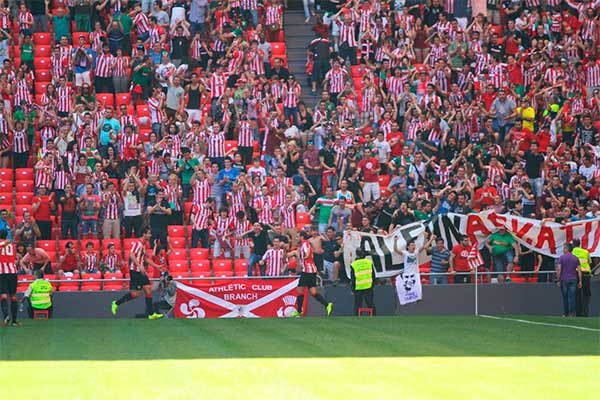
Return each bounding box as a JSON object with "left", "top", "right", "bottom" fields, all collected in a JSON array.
[{"left": 0, "top": 0, "right": 598, "bottom": 290}]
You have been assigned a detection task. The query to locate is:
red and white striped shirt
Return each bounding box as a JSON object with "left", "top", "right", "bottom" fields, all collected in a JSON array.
[
  {"left": 238, "top": 120, "right": 254, "bottom": 147},
  {"left": 207, "top": 132, "right": 225, "bottom": 158},
  {"left": 279, "top": 202, "right": 296, "bottom": 228},
  {"left": 18, "top": 10, "right": 32, "bottom": 30},
  {"left": 338, "top": 20, "right": 357, "bottom": 47},
  {"left": 586, "top": 63, "right": 600, "bottom": 87},
  {"left": 54, "top": 170, "right": 70, "bottom": 190},
  {"left": 265, "top": 4, "right": 282, "bottom": 26},
  {"left": 325, "top": 68, "right": 345, "bottom": 94},
  {"left": 133, "top": 12, "right": 150, "bottom": 35},
  {"left": 299, "top": 240, "right": 317, "bottom": 273},
  {"left": 209, "top": 73, "right": 226, "bottom": 98},
  {"left": 283, "top": 83, "right": 301, "bottom": 108},
  {"left": 103, "top": 253, "right": 121, "bottom": 272},
  {"left": 12, "top": 129, "right": 29, "bottom": 153},
  {"left": 262, "top": 248, "right": 285, "bottom": 276},
  {"left": 164, "top": 184, "right": 182, "bottom": 211},
  {"left": 148, "top": 96, "right": 164, "bottom": 124},
  {"left": 0, "top": 241, "right": 17, "bottom": 274},
  {"left": 35, "top": 161, "right": 54, "bottom": 188},
  {"left": 232, "top": 217, "right": 252, "bottom": 246},
  {"left": 191, "top": 204, "right": 212, "bottom": 230},
  {"left": 95, "top": 53, "right": 114, "bottom": 78},
  {"left": 82, "top": 251, "right": 99, "bottom": 272},
  {"left": 254, "top": 195, "right": 275, "bottom": 224},
  {"left": 213, "top": 214, "right": 232, "bottom": 236},
  {"left": 192, "top": 177, "right": 211, "bottom": 206},
  {"left": 489, "top": 63, "right": 508, "bottom": 88},
  {"left": 119, "top": 132, "right": 140, "bottom": 160},
  {"left": 13, "top": 79, "right": 30, "bottom": 106},
  {"left": 128, "top": 240, "right": 146, "bottom": 272},
  {"left": 57, "top": 86, "right": 72, "bottom": 113},
  {"left": 103, "top": 192, "right": 121, "bottom": 219},
  {"left": 544, "top": 67, "right": 563, "bottom": 86}
]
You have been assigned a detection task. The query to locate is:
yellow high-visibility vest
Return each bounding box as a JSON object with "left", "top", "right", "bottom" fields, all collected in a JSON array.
[
  {"left": 351, "top": 259, "right": 374, "bottom": 290},
  {"left": 572, "top": 247, "right": 591, "bottom": 273},
  {"left": 30, "top": 279, "right": 52, "bottom": 309}
]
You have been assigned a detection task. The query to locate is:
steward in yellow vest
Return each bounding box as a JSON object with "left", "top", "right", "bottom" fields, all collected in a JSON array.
[
  {"left": 23, "top": 270, "right": 53, "bottom": 319},
  {"left": 350, "top": 249, "right": 376, "bottom": 316},
  {"left": 572, "top": 239, "right": 591, "bottom": 317}
]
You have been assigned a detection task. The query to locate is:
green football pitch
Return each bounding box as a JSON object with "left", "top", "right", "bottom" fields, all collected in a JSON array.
[{"left": 1, "top": 316, "right": 599, "bottom": 399}]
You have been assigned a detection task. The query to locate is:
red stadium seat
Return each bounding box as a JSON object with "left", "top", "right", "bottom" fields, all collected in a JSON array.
[
  {"left": 16, "top": 203, "right": 33, "bottom": 217},
  {"left": 17, "top": 275, "right": 34, "bottom": 293},
  {"left": 215, "top": 270, "right": 234, "bottom": 278},
  {"left": 123, "top": 238, "right": 138, "bottom": 252},
  {"left": 168, "top": 225, "right": 186, "bottom": 237},
  {"left": 34, "top": 57, "right": 52, "bottom": 70},
  {"left": 96, "top": 93, "right": 114, "bottom": 107},
  {"left": 115, "top": 93, "right": 131, "bottom": 106},
  {"left": 0, "top": 168, "right": 12, "bottom": 180},
  {"left": 35, "top": 70, "right": 52, "bottom": 82},
  {"left": 35, "top": 82, "right": 49, "bottom": 95},
  {"left": 15, "top": 192, "right": 34, "bottom": 205},
  {"left": 171, "top": 272, "right": 190, "bottom": 282},
  {"left": 169, "top": 260, "right": 189, "bottom": 273},
  {"left": 170, "top": 237, "right": 186, "bottom": 249},
  {"left": 271, "top": 42, "right": 286, "bottom": 55},
  {"left": 225, "top": 140, "right": 238, "bottom": 155},
  {"left": 213, "top": 259, "right": 232, "bottom": 274},
  {"left": 103, "top": 272, "right": 124, "bottom": 291},
  {"left": 170, "top": 249, "right": 187, "bottom": 260},
  {"left": 378, "top": 175, "right": 390, "bottom": 187},
  {"left": 15, "top": 168, "right": 34, "bottom": 181},
  {"left": 35, "top": 45, "right": 51, "bottom": 57},
  {"left": 72, "top": 31, "right": 90, "bottom": 45},
  {"left": 296, "top": 212, "right": 311, "bottom": 225},
  {"left": 33, "top": 32, "right": 51, "bottom": 45},
  {"left": 184, "top": 202, "right": 194, "bottom": 217},
  {"left": 190, "top": 248, "right": 209, "bottom": 260},
  {"left": 137, "top": 105, "right": 149, "bottom": 118},
  {"left": 190, "top": 259, "right": 211, "bottom": 273},
  {"left": 59, "top": 276, "right": 80, "bottom": 292},
  {"left": 234, "top": 259, "right": 248, "bottom": 276},
  {"left": 81, "top": 272, "right": 102, "bottom": 291},
  {"left": 190, "top": 270, "right": 210, "bottom": 281},
  {"left": 0, "top": 194, "right": 12, "bottom": 206},
  {"left": 37, "top": 240, "right": 56, "bottom": 254},
  {"left": 0, "top": 181, "right": 11, "bottom": 192}
]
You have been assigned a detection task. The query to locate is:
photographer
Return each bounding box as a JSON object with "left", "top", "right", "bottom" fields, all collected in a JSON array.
[{"left": 154, "top": 272, "right": 177, "bottom": 315}]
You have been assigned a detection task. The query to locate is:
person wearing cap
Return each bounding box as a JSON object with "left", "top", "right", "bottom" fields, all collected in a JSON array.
[{"left": 571, "top": 239, "right": 592, "bottom": 317}]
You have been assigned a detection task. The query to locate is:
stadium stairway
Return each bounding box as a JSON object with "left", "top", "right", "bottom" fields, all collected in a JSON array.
[{"left": 283, "top": 5, "right": 319, "bottom": 108}]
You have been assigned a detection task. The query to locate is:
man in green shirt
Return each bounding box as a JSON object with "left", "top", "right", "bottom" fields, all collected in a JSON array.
[
  {"left": 50, "top": 8, "right": 70, "bottom": 42},
  {"left": 116, "top": 11, "right": 133, "bottom": 54},
  {"left": 486, "top": 227, "right": 520, "bottom": 283},
  {"left": 13, "top": 103, "right": 36, "bottom": 146},
  {"left": 176, "top": 147, "right": 200, "bottom": 200},
  {"left": 309, "top": 187, "right": 336, "bottom": 234},
  {"left": 131, "top": 55, "right": 153, "bottom": 101}
]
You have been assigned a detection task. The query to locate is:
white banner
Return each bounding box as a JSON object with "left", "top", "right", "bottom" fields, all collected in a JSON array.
[
  {"left": 343, "top": 220, "right": 427, "bottom": 279},
  {"left": 395, "top": 264, "right": 422, "bottom": 305}
]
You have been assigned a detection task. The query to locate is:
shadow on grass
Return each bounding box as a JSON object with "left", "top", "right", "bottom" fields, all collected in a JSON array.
[{"left": 1, "top": 316, "right": 598, "bottom": 361}]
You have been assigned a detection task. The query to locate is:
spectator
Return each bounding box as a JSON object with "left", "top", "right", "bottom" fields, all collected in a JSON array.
[
  {"left": 32, "top": 185, "right": 55, "bottom": 240},
  {"left": 242, "top": 222, "right": 272, "bottom": 277},
  {"left": 556, "top": 243, "right": 582, "bottom": 318},
  {"left": 147, "top": 189, "right": 172, "bottom": 248},
  {"left": 449, "top": 236, "right": 472, "bottom": 284},
  {"left": 81, "top": 242, "right": 100, "bottom": 273},
  {"left": 79, "top": 183, "right": 101, "bottom": 239},
  {"left": 15, "top": 210, "right": 40, "bottom": 247},
  {"left": 58, "top": 184, "right": 79, "bottom": 239},
  {"left": 57, "top": 241, "right": 80, "bottom": 277},
  {"left": 20, "top": 245, "right": 52, "bottom": 275}
]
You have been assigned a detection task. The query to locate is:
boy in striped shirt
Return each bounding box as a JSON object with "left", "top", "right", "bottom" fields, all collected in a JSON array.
[{"left": 259, "top": 237, "right": 286, "bottom": 277}]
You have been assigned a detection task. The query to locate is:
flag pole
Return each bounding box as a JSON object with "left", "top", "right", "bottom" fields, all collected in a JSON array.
[{"left": 474, "top": 266, "right": 479, "bottom": 316}]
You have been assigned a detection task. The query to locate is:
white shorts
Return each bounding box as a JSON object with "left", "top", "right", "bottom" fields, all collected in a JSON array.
[
  {"left": 186, "top": 109, "right": 202, "bottom": 124},
  {"left": 75, "top": 71, "right": 91, "bottom": 87}
]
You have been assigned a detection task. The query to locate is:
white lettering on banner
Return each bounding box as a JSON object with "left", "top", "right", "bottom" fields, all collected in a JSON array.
[
  {"left": 208, "top": 284, "right": 247, "bottom": 292},
  {"left": 251, "top": 284, "right": 273, "bottom": 291},
  {"left": 224, "top": 293, "right": 259, "bottom": 301},
  {"left": 344, "top": 211, "right": 600, "bottom": 278}
]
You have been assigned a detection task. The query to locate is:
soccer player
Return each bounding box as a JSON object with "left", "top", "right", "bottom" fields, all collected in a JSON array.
[
  {"left": 111, "top": 227, "right": 164, "bottom": 320},
  {"left": 0, "top": 229, "right": 19, "bottom": 326},
  {"left": 288, "top": 230, "right": 333, "bottom": 317}
]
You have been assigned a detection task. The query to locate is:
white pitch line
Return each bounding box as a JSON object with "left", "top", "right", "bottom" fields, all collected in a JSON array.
[{"left": 479, "top": 314, "right": 600, "bottom": 332}]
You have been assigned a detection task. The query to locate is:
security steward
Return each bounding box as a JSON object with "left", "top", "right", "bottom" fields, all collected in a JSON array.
[
  {"left": 572, "top": 239, "right": 592, "bottom": 317},
  {"left": 350, "top": 249, "right": 376, "bottom": 316},
  {"left": 22, "top": 269, "right": 53, "bottom": 318}
]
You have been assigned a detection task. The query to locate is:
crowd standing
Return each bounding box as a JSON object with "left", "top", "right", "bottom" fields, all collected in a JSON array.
[{"left": 0, "top": 0, "right": 596, "bottom": 307}]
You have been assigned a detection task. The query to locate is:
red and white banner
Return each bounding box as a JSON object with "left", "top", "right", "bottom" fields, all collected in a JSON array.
[{"left": 175, "top": 278, "right": 299, "bottom": 318}]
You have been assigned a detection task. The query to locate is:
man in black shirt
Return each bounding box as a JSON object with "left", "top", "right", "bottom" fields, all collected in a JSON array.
[
  {"left": 170, "top": 22, "right": 191, "bottom": 67},
  {"left": 521, "top": 141, "right": 545, "bottom": 215},
  {"left": 308, "top": 35, "right": 332, "bottom": 92},
  {"left": 319, "top": 137, "right": 337, "bottom": 190},
  {"left": 243, "top": 223, "right": 272, "bottom": 276},
  {"left": 147, "top": 189, "right": 172, "bottom": 248},
  {"left": 576, "top": 114, "right": 599, "bottom": 147},
  {"left": 322, "top": 227, "right": 341, "bottom": 283}
]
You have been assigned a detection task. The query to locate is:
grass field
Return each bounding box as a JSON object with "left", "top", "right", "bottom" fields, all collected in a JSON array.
[{"left": 1, "top": 316, "right": 599, "bottom": 399}]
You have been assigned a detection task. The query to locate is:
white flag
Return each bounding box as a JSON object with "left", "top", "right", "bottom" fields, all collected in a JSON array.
[{"left": 395, "top": 263, "right": 422, "bottom": 305}]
